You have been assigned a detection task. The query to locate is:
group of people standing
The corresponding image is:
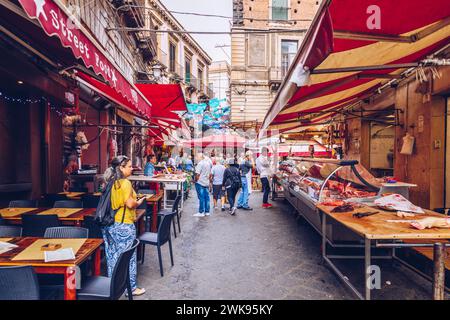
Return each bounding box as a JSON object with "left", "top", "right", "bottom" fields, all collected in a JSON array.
[
  {"left": 97, "top": 147, "right": 275, "bottom": 297},
  {"left": 193, "top": 147, "right": 274, "bottom": 216}
]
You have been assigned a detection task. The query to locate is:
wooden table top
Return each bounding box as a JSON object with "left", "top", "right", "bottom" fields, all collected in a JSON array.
[
  {"left": 0, "top": 237, "right": 103, "bottom": 268},
  {"left": 1, "top": 208, "right": 145, "bottom": 224},
  {"left": 58, "top": 192, "right": 86, "bottom": 199},
  {"left": 144, "top": 192, "right": 164, "bottom": 203},
  {"left": 317, "top": 204, "right": 450, "bottom": 240},
  {"left": 0, "top": 208, "right": 96, "bottom": 222}
]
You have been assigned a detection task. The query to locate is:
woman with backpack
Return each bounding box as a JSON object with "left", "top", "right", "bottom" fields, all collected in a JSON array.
[
  {"left": 222, "top": 157, "right": 242, "bottom": 215},
  {"left": 102, "top": 155, "right": 146, "bottom": 296}
]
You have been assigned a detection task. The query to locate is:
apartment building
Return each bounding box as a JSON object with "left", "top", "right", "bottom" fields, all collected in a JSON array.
[
  {"left": 148, "top": 0, "right": 214, "bottom": 103},
  {"left": 231, "top": 0, "right": 320, "bottom": 124}
]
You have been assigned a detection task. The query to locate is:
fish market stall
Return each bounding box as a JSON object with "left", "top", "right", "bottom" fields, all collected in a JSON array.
[{"left": 317, "top": 202, "right": 450, "bottom": 300}]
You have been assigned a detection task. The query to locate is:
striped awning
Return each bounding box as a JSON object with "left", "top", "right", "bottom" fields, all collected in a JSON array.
[{"left": 260, "top": 0, "right": 450, "bottom": 136}]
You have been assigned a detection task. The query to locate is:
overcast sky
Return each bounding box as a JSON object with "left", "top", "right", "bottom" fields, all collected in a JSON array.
[{"left": 160, "top": 0, "right": 232, "bottom": 63}]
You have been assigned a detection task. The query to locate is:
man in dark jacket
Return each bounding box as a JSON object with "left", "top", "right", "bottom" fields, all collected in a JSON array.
[{"left": 223, "top": 158, "right": 241, "bottom": 215}]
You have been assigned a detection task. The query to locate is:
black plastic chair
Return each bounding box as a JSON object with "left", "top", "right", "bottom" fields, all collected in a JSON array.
[
  {"left": 22, "top": 214, "right": 60, "bottom": 237},
  {"left": 159, "top": 195, "right": 182, "bottom": 238},
  {"left": 81, "top": 194, "right": 101, "bottom": 208},
  {"left": 83, "top": 216, "right": 103, "bottom": 239},
  {"left": 0, "top": 266, "right": 40, "bottom": 300},
  {"left": 77, "top": 239, "right": 139, "bottom": 300},
  {"left": 0, "top": 216, "right": 4, "bottom": 226},
  {"left": 0, "top": 226, "right": 23, "bottom": 237},
  {"left": 139, "top": 212, "right": 175, "bottom": 277},
  {"left": 53, "top": 200, "right": 83, "bottom": 208},
  {"left": 40, "top": 194, "right": 68, "bottom": 207},
  {"left": 44, "top": 227, "right": 89, "bottom": 239},
  {"left": 8, "top": 200, "right": 38, "bottom": 208}
]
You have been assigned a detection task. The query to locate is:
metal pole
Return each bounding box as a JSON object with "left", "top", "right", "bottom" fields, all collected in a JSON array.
[
  {"left": 321, "top": 213, "right": 327, "bottom": 259},
  {"left": 365, "top": 238, "right": 371, "bottom": 300},
  {"left": 433, "top": 243, "right": 446, "bottom": 300}
]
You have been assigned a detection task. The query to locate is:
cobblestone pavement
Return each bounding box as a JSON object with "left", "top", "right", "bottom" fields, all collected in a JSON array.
[{"left": 135, "top": 191, "right": 439, "bottom": 300}]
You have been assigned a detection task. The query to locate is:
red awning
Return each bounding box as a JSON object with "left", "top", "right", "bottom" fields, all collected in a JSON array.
[
  {"left": 18, "top": 0, "right": 152, "bottom": 117},
  {"left": 136, "top": 84, "right": 187, "bottom": 127},
  {"left": 76, "top": 71, "right": 150, "bottom": 119},
  {"left": 260, "top": 0, "right": 450, "bottom": 135},
  {"left": 183, "top": 134, "right": 246, "bottom": 148}
]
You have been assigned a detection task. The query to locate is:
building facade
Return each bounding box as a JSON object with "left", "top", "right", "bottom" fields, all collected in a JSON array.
[
  {"left": 230, "top": 0, "right": 320, "bottom": 124},
  {"left": 148, "top": 0, "right": 213, "bottom": 103},
  {"left": 209, "top": 61, "right": 231, "bottom": 103},
  {"left": 0, "top": 0, "right": 158, "bottom": 200}
]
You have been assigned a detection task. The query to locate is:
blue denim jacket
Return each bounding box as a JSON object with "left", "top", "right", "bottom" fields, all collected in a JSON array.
[{"left": 144, "top": 163, "right": 155, "bottom": 177}]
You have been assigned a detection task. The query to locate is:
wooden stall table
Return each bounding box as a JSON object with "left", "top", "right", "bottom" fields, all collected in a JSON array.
[
  {"left": 145, "top": 192, "right": 163, "bottom": 232},
  {"left": 317, "top": 204, "right": 450, "bottom": 300},
  {"left": 0, "top": 237, "right": 103, "bottom": 300},
  {"left": 0, "top": 208, "right": 96, "bottom": 227}
]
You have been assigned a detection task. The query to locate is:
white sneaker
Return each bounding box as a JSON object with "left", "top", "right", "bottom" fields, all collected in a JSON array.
[
  {"left": 230, "top": 207, "right": 237, "bottom": 215},
  {"left": 193, "top": 213, "right": 205, "bottom": 217},
  {"left": 205, "top": 212, "right": 211, "bottom": 216}
]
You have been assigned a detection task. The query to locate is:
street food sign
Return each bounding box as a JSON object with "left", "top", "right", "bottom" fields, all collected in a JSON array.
[{"left": 18, "top": 0, "right": 150, "bottom": 115}]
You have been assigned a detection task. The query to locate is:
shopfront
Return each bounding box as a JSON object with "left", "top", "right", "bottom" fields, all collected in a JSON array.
[{"left": 0, "top": 0, "right": 152, "bottom": 200}]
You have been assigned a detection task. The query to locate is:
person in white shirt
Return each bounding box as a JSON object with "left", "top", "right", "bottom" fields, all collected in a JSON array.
[
  {"left": 193, "top": 153, "right": 212, "bottom": 217},
  {"left": 210, "top": 159, "right": 226, "bottom": 211},
  {"left": 256, "top": 147, "right": 273, "bottom": 208}
]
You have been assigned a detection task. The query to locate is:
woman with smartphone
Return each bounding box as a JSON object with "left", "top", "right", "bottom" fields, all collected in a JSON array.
[{"left": 103, "top": 155, "right": 147, "bottom": 296}]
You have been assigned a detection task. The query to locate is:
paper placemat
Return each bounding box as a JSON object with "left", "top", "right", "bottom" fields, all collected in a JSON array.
[
  {"left": 12, "top": 239, "right": 86, "bottom": 261},
  {"left": 0, "top": 238, "right": 13, "bottom": 242},
  {"left": 0, "top": 208, "right": 36, "bottom": 218},
  {"left": 38, "top": 208, "right": 82, "bottom": 218}
]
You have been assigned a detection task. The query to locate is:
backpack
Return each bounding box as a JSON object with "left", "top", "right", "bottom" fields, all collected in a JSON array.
[
  {"left": 94, "top": 180, "right": 125, "bottom": 227},
  {"left": 226, "top": 167, "right": 242, "bottom": 190}
]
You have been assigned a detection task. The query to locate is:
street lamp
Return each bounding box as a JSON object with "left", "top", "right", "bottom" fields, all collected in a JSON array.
[{"left": 151, "top": 63, "right": 162, "bottom": 81}]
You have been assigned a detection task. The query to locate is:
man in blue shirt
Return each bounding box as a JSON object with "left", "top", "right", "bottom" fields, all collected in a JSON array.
[{"left": 144, "top": 154, "right": 156, "bottom": 177}]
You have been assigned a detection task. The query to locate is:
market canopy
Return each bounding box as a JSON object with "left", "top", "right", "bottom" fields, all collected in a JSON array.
[
  {"left": 260, "top": 0, "right": 450, "bottom": 136},
  {"left": 182, "top": 134, "right": 246, "bottom": 148},
  {"left": 136, "top": 84, "right": 187, "bottom": 127},
  {"left": 76, "top": 71, "right": 151, "bottom": 119},
  {"left": 18, "top": 0, "right": 152, "bottom": 118}
]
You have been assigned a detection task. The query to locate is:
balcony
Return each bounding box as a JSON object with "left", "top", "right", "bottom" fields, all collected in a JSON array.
[
  {"left": 168, "top": 60, "right": 184, "bottom": 81},
  {"left": 268, "top": 66, "right": 289, "bottom": 91},
  {"left": 111, "top": 0, "right": 146, "bottom": 28},
  {"left": 186, "top": 73, "right": 198, "bottom": 90},
  {"left": 207, "top": 86, "right": 214, "bottom": 99}
]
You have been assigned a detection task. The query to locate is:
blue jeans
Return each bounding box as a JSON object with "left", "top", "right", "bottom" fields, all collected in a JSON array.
[
  {"left": 195, "top": 183, "right": 210, "bottom": 213},
  {"left": 237, "top": 177, "right": 249, "bottom": 208}
]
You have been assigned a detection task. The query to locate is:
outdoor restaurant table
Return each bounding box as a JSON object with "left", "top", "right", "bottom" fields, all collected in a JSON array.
[
  {"left": 128, "top": 174, "right": 187, "bottom": 211},
  {"left": 0, "top": 237, "right": 103, "bottom": 300},
  {"left": 316, "top": 204, "right": 450, "bottom": 300},
  {"left": 0, "top": 208, "right": 146, "bottom": 234},
  {"left": 58, "top": 191, "right": 86, "bottom": 200},
  {"left": 145, "top": 192, "right": 164, "bottom": 232},
  {"left": 0, "top": 208, "right": 96, "bottom": 226}
]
